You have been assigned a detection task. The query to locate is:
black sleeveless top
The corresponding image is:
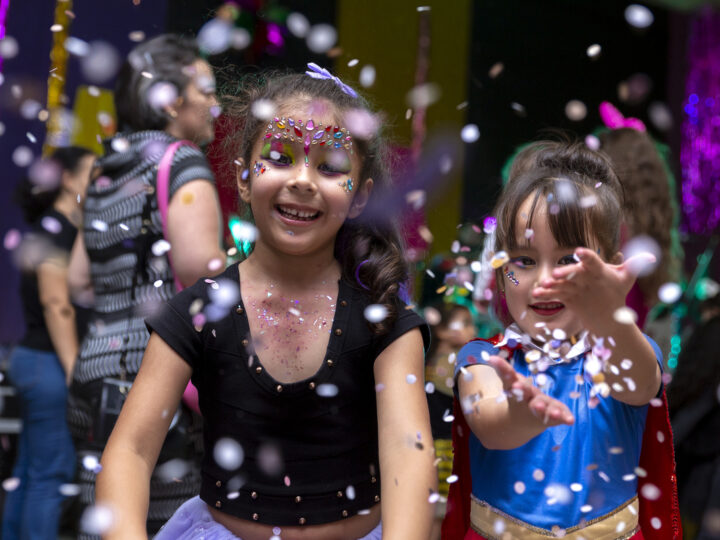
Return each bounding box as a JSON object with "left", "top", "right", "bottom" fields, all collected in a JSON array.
[{"left": 146, "top": 263, "right": 430, "bottom": 526}]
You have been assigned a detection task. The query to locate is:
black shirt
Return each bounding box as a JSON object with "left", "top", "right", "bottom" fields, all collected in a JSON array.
[
  {"left": 146, "top": 262, "right": 430, "bottom": 526},
  {"left": 18, "top": 209, "right": 86, "bottom": 351}
]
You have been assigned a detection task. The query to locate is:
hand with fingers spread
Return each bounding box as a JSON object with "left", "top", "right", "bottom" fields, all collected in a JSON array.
[
  {"left": 486, "top": 355, "right": 575, "bottom": 427},
  {"left": 531, "top": 247, "right": 656, "bottom": 334}
]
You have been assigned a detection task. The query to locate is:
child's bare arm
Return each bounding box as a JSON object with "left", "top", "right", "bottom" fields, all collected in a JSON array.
[
  {"left": 535, "top": 247, "right": 661, "bottom": 406},
  {"left": 374, "top": 329, "right": 436, "bottom": 540},
  {"left": 96, "top": 334, "right": 191, "bottom": 539},
  {"left": 458, "top": 358, "right": 574, "bottom": 450}
]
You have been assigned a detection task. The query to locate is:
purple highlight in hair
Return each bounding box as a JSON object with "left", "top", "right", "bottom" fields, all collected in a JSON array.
[
  {"left": 680, "top": 10, "right": 720, "bottom": 234},
  {"left": 355, "top": 259, "right": 370, "bottom": 290}
]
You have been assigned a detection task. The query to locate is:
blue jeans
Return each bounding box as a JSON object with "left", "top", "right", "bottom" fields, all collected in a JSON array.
[{"left": 2, "top": 346, "right": 76, "bottom": 540}]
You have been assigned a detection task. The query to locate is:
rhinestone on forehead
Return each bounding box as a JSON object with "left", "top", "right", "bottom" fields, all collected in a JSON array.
[{"left": 263, "top": 117, "right": 354, "bottom": 154}]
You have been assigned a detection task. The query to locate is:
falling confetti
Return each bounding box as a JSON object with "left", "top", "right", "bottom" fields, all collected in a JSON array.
[
  {"left": 488, "top": 62, "right": 504, "bottom": 79},
  {"left": 586, "top": 43, "right": 602, "bottom": 58},
  {"left": 364, "top": 304, "right": 388, "bottom": 323},
  {"left": 12, "top": 146, "right": 34, "bottom": 167},
  {"left": 251, "top": 99, "right": 276, "bottom": 121},
  {"left": 2, "top": 477, "right": 20, "bottom": 492},
  {"left": 640, "top": 483, "right": 661, "bottom": 500},
  {"left": 306, "top": 24, "right": 337, "bottom": 53},
  {"left": 490, "top": 251, "right": 509, "bottom": 269},
  {"left": 565, "top": 100, "right": 587, "bottom": 121},
  {"left": 80, "top": 504, "right": 115, "bottom": 535},
  {"left": 81, "top": 41, "right": 120, "bottom": 83},
  {"left": 406, "top": 83, "right": 441, "bottom": 109},
  {"left": 316, "top": 383, "right": 339, "bottom": 397},
  {"left": 286, "top": 12, "right": 310, "bottom": 38},
  {"left": 625, "top": 4, "right": 654, "bottom": 29},
  {"left": 146, "top": 82, "right": 178, "bottom": 111},
  {"left": 658, "top": 282, "right": 682, "bottom": 304},
  {"left": 213, "top": 438, "right": 245, "bottom": 470},
  {"left": 359, "top": 65, "right": 376, "bottom": 88},
  {"left": 197, "top": 18, "right": 233, "bottom": 55},
  {"left": 151, "top": 239, "right": 171, "bottom": 256},
  {"left": 461, "top": 124, "right": 480, "bottom": 143}
]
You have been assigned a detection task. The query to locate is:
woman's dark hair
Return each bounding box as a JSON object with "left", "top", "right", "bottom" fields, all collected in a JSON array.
[
  {"left": 493, "top": 141, "right": 623, "bottom": 306},
  {"left": 599, "top": 128, "right": 683, "bottom": 304},
  {"left": 14, "top": 146, "right": 94, "bottom": 224},
  {"left": 115, "top": 34, "right": 201, "bottom": 132},
  {"left": 222, "top": 71, "right": 407, "bottom": 333}
]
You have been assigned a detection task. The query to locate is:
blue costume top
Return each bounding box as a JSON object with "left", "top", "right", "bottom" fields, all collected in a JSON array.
[{"left": 454, "top": 326, "right": 663, "bottom": 530}]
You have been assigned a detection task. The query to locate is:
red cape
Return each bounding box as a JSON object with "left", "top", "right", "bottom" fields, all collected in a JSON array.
[{"left": 441, "top": 336, "right": 682, "bottom": 540}]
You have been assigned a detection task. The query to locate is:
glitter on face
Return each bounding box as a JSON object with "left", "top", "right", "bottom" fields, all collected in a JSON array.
[
  {"left": 253, "top": 161, "right": 266, "bottom": 177},
  {"left": 504, "top": 268, "right": 519, "bottom": 286},
  {"left": 263, "top": 117, "right": 354, "bottom": 158},
  {"left": 338, "top": 177, "right": 353, "bottom": 193}
]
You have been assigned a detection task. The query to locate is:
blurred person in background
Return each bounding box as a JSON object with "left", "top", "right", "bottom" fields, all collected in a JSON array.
[
  {"left": 668, "top": 290, "right": 720, "bottom": 540},
  {"left": 66, "top": 34, "right": 225, "bottom": 538},
  {"left": 424, "top": 302, "right": 477, "bottom": 540},
  {"left": 3, "top": 146, "right": 95, "bottom": 539},
  {"left": 599, "top": 125, "right": 684, "bottom": 364}
]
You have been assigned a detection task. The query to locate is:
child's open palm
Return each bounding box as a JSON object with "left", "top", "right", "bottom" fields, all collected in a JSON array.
[
  {"left": 532, "top": 247, "right": 656, "bottom": 329},
  {"left": 486, "top": 355, "right": 575, "bottom": 427}
]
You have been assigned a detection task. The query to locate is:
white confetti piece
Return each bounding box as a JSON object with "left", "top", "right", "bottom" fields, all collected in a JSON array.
[
  {"left": 640, "top": 483, "right": 661, "bottom": 500},
  {"left": 317, "top": 383, "right": 339, "bottom": 397},
  {"left": 213, "top": 438, "right": 244, "bottom": 470},
  {"left": 364, "top": 304, "right": 388, "bottom": 323},
  {"left": 461, "top": 124, "right": 480, "bottom": 143}
]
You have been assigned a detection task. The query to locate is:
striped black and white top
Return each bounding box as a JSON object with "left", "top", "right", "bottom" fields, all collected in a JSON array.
[
  {"left": 73, "top": 130, "right": 215, "bottom": 388},
  {"left": 68, "top": 131, "right": 214, "bottom": 536}
]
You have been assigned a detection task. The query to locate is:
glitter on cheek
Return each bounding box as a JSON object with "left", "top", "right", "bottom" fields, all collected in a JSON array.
[
  {"left": 253, "top": 161, "right": 266, "bottom": 177},
  {"left": 338, "top": 177, "right": 353, "bottom": 193}
]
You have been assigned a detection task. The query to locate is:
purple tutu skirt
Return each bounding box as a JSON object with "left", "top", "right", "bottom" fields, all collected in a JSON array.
[{"left": 154, "top": 496, "right": 383, "bottom": 539}]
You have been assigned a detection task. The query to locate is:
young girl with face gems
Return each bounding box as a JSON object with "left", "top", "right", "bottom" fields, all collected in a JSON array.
[
  {"left": 444, "top": 141, "right": 679, "bottom": 539},
  {"left": 95, "top": 68, "right": 435, "bottom": 540}
]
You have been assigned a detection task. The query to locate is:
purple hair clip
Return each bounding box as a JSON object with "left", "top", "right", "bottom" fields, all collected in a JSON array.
[{"left": 305, "top": 62, "right": 358, "bottom": 99}]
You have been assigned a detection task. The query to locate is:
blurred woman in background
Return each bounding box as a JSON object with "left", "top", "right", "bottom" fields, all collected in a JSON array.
[
  {"left": 66, "top": 34, "right": 225, "bottom": 538},
  {"left": 3, "top": 146, "right": 95, "bottom": 540}
]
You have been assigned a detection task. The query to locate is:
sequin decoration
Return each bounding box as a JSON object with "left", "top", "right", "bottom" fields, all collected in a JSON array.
[
  {"left": 505, "top": 268, "right": 519, "bottom": 286},
  {"left": 253, "top": 161, "right": 266, "bottom": 177},
  {"left": 264, "top": 117, "right": 354, "bottom": 155},
  {"left": 338, "top": 178, "right": 353, "bottom": 193}
]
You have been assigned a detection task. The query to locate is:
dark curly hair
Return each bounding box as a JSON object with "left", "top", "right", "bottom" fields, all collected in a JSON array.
[
  {"left": 599, "top": 128, "right": 683, "bottom": 304},
  {"left": 114, "top": 34, "right": 202, "bottom": 132},
  {"left": 220, "top": 70, "right": 408, "bottom": 333}
]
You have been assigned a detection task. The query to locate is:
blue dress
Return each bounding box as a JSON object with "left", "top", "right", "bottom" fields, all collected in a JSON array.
[{"left": 454, "top": 327, "right": 663, "bottom": 530}]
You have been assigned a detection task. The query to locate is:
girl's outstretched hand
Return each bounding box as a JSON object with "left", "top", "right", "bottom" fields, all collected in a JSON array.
[
  {"left": 532, "top": 247, "right": 656, "bottom": 329},
  {"left": 486, "top": 355, "right": 574, "bottom": 427}
]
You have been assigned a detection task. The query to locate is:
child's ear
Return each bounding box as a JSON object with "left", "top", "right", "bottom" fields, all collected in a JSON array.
[
  {"left": 235, "top": 158, "right": 251, "bottom": 203},
  {"left": 611, "top": 251, "right": 624, "bottom": 265},
  {"left": 348, "top": 178, "right": 374, "bottom": 219}
]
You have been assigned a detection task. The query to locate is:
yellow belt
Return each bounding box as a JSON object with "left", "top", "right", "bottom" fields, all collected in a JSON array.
[{"left": 470, "top": 495, "right": 639, "bottom": 540}]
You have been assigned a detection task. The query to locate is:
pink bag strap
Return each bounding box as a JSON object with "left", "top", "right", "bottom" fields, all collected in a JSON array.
[{"left": 156, "top": 140, "right": 198, "bottom": 292}]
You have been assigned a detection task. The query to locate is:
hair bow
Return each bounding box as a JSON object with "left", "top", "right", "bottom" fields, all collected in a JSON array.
[
  {"left": 599, "top": 101, "right": 646, "bottom": 132},
  {"left": 305, "top": 63, "right": 358, "bottom": 98}
]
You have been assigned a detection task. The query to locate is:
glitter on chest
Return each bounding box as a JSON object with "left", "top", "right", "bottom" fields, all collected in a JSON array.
[
  {"left": 250, "top": 295, "right": 336, "bottom": 333},
  {"left": 244, "top": 282, "right": 338, "bottom": 378}
]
